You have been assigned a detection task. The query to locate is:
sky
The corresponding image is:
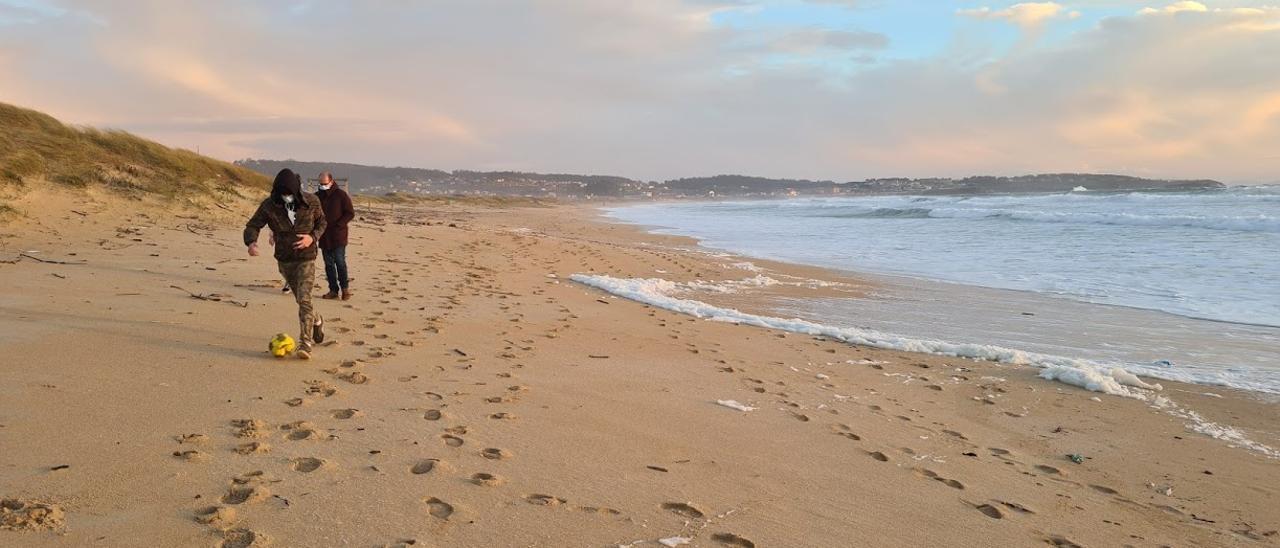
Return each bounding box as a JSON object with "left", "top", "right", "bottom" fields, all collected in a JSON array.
[{"left": 1, "top": 0, "right": 1278, "bottom": 183}]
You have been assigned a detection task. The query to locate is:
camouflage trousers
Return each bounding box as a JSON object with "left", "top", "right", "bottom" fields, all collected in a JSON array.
[{"left": 278, "top": 259, "right": 320, "bottom": 348}]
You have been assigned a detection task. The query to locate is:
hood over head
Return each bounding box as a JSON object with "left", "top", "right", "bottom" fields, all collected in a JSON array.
[{"left": 270, "top": 168, "right": 305, "bottom": 205}]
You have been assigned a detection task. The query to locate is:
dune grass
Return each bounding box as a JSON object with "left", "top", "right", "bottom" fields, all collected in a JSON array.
[{"left": 0, "top": 102, "right": 269, "bottom": 200}]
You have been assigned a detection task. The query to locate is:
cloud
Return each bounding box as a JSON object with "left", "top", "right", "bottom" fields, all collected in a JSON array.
[
  {"left": 1, "top": 1, "right": 1278, "bottom": 182},
  {"left": 1139, "top": 1, "right": 1209, "bottom": 15},
  {"left": 958, "top": 2, "right": 1067, "bottom": 29}
]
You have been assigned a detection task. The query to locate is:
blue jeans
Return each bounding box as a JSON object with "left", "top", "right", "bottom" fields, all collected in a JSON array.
[{"left": 321, "top": 246, "right": 349, "bottom": 293}]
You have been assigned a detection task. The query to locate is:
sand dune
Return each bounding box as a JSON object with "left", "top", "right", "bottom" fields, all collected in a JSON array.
[{"left": 0, "top": 188, "right": 1277, "bottom": 547}]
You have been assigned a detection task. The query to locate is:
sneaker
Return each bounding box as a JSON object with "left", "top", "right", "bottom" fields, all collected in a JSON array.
[
  {"left": 341, "top": 289, "right": 352, "bottom": 301},
  {"left": 281, "top": 284, "right": 291, "bottom": 294},
  {"left": 295, "top": 343, "right": 312, "bottom": 360},
  {"left": 321, "top": 291, "right": 339, "bottom": 300},
  {"left": 312, "top": 316, "right": 325, "bottom": 344}
]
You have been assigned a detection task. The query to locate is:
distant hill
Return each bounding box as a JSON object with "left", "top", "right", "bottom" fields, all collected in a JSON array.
[
  {"left": 237, "top": 158, "right": 1224, "bottom": 199},
  {"left": 235, "top": 159, "right": 644, "bottom": 198},
  {"left": 0, "top": 102, "right": 268, "bottom": 199}
]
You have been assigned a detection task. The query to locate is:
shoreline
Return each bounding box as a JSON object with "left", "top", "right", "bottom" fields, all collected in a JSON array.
[
  {"left": 572, "top": 205, "right": 1280, "bottom": 446},
  {"left": 591, "top": 201, "right": 1280, "bottom": 397},
  {"left": 1, "top": 193, "right": 1276, "bottom": 546}
]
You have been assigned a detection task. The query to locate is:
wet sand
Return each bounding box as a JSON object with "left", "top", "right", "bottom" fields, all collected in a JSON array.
[{"left": 1, "top": 188, "right": 1277, "bottom": 547}]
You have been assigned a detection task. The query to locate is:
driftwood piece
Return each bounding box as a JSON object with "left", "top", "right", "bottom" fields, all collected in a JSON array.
[
  {"left": 170, "top": 285, "right": 249, "bottom": 308},
  {"left": 1, "top": 253, "right": 87, "bottom": 265}
]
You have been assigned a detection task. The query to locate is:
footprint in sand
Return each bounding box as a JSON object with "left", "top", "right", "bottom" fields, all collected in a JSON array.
[
  {"left": 1046, "top": 535, "right": 1084, "bottom": 547},
  {"left": 914, "top": 468, "right": 965, "bottom": 490},
  {"left": 331, "top": 408, "right": 362, "bottom": 419},
  {"left": 661, "top": 502, "right": 705, "bottom": 519},
  {"left": 221, "top": 485, "right": 269, "bottom": 505},
  {"left": 194, "top": 505, "right": 237, "bottom": 526},
  {"left": 489, "top": 412, "right": 516, "bottom": 420},
  {"left": 231, "top": 419, "right": 267, "bottom": 438},
  {"left": 291, "top": 457, "right": 324, "bottom": 473},
  {"left": 525, "top": 494, "right": 567, "bottom": 507},
  {"left": 304, "top": 380, "right": 339, "bottom": 397},
  {"left": 286, "top": 428, "right": 321, "bottom": 441},
  {"left": 867, "top": 451, "right": 890, "bottom": 462},
  {"left": 411, "top": 459, "right": 442, "bottom": 475},
  {"left": 177, "top": 433, "right": 209, "bottom": 445},
  {"left": 168, "top": 444, "right": 208, "bottom": 461},
  {"left": 232, "top": 470, "right": 268, "bottom": 485},
  {"left": 711, "top": 533, "right": 756, "bottom": 547},
  {"left": 972, "top": 503, "right": 1004, "bottom": 519},
  {"left": 996, "top": 500, "right": 1036, "bottom": 515},
  {"left": 470, "top": 472, "right": 504, "bottom": 486},
  {"left": 1089, "top": 484, "right": 1119, "bottom": 495},
  {"left": 424, "top": 409, "right": 443, "bottom": 421},
  {"left": 441, "top": 435, "right": 464, "bottom": 447},
  {"left": 1034, "top": 464, "right": 1062, "bottom": 475},
  {"left": 340, "top": 371, "right": 370, "bottom": 385},
  {"left": 573, "top": 505, "right": 622, "bottom": 515},
  {"left": 481, "top": 448, "right": 510, "bottom": 460},
  {"left": 220, "top": 528, "right": 268, "bottom": 548},
  {"left": 424, "top": 497, "right": 454, "bottom": 520},
  {"left": 234, "top": 442, "right": 270, "bottom": 455}
]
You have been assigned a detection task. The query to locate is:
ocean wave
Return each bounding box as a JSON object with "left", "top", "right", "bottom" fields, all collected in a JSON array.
[{"left": 823, "top": 206, "right": 1279, "bottom": 233}]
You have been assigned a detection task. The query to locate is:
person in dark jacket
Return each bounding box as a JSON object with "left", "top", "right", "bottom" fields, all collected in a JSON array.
[
  {"left": 316, "top": 171, "right": 355, "bottom": 300},
  {"left": 244, "top": 168, "right": 328, "bottom": 359}
]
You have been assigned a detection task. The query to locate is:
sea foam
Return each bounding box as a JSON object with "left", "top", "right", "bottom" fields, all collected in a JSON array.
[
  {"left": 570, "top": 274, "right": 1163, "bottom": 399},
  {"left": 572, "top": 273, "right": 1280, "bottom": 458}
]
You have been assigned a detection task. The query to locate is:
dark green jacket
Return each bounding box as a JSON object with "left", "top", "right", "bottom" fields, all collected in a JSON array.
[{"left": 244, "top": 194, "right": 327, "bottom": 262}]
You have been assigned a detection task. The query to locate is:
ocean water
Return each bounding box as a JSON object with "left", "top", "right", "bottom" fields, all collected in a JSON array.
[{"left": 603, "top": 187, "right": 1280, "bottom": 395}]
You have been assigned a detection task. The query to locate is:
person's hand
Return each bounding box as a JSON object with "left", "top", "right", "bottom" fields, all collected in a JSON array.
[
  {"left": 248, "top": 243, "right": 260, "bottom": 257},
  {"left": 293, "top": 234, "right": 314, "bottom": 250}
]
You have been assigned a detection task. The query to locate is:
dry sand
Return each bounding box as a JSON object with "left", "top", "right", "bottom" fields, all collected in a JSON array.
[{"left": 1, "top": 187, "right": 1277, "bottom": 547}]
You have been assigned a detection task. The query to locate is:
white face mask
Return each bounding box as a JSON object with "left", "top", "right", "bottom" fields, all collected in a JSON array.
[
  {"left": 320, "top": 183, "right": 332, "bottom": 190},
  {"left": 282, "top": 195, "right": 295, "bottom": 204}
]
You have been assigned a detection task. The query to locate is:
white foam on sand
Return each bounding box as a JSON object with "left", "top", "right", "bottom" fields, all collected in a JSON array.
[
  {"left": 717, "top": 400, "right": 756, "bottom": 412},
  {"left": 572, "top": 273, "right": 1280, "bottom": 459},
  {"left": 1151, "top": 397, "right": 1280, "bottom": 459},
  {"left": 571, "top": 274, "right": 1162, "bottom": 399}
]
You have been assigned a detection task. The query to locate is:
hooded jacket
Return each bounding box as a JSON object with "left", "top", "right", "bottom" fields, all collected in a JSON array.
[{"left": 243, "top": 169, "right": 327, "bottom": 262}]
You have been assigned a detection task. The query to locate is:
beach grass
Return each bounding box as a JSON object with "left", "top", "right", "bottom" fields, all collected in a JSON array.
[{"left": 0, "top": 102, "right": 269, "bottom": 200}]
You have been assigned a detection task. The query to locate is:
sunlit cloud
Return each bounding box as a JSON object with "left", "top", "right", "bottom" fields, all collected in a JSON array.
[
  {"left": 957, "top": 2, "right": 1068, "bottom": 29},
  {"left": 1139, "top": 1, "right": 1209, "bottom": 15},
  {"left": 0, "top": 1, "right": 1276, "bottom": 182}
]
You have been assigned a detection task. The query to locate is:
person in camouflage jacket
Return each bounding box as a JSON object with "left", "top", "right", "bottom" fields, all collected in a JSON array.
[{"left": 244, "top": 168, "right": 327, "bottom": 359}]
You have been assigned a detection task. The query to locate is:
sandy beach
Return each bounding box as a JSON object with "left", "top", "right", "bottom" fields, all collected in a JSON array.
[{"left": 1, "top": 187, "right": 1277, "bottom": 547}]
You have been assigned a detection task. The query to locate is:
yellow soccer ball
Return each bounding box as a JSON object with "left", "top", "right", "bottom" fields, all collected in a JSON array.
[{"left": 269, "top": 333, "right": 296, "bottom": 358}]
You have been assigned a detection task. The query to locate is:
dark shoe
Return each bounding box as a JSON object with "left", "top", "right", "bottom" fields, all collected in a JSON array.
[
  {"left": 281, "top": 284, "right": 291, "bottom": 294},
  {"left": 312, "top": 316, "right": 325, "bottom": 344},
  {"left": 321, "top": 291, "right": 339, "bottom": 300},
  {"left": 295, "top": 344, "right": 312, "bottom": 360},
  {"left": 341, "top": 289, "right": 352, "bottom": 301}
]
